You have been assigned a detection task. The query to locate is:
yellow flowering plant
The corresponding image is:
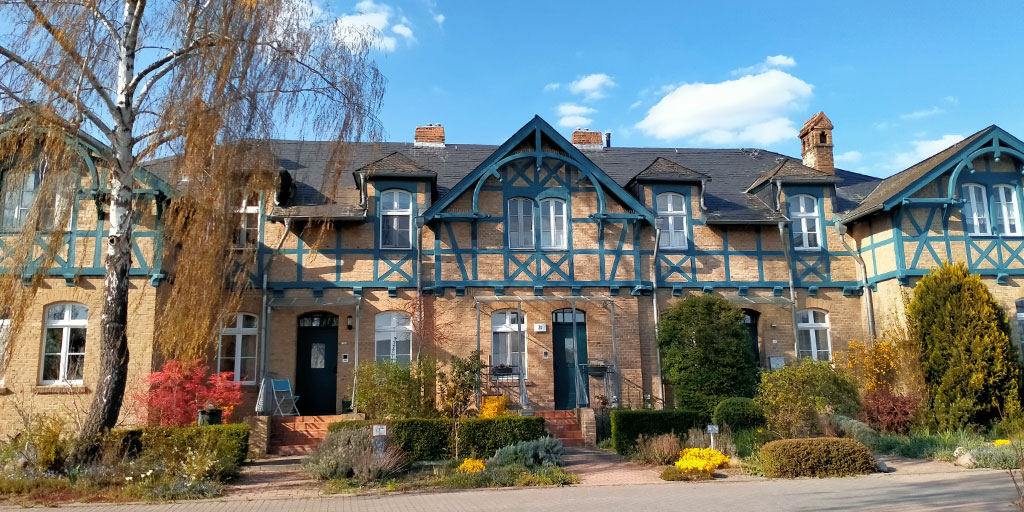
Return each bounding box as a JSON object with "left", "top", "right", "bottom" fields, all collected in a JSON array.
[
  {"left": 679, "top": 448, "right": 730, "bottom": 469},
  {"left": 995, "top": 439, "right": 1012, "bottom": 447},
  {"left": 479, "top": 396, "right": 510, "bottom": 419},
  {"left": 456, "top": 458, "right": 486, "bottom": 474}
]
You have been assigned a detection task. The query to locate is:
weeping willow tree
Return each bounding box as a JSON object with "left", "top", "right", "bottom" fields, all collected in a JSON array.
[{"left": 0, "top": 0, "right": 384, "bottom": 453}]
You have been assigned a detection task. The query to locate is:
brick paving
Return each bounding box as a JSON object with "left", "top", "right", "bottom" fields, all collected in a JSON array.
[
  {"left": 221, "top": 456, "right": 322, "bottom": 500},
  {"left": 562, "top": 447, "right": 665, "bottom": 486}
]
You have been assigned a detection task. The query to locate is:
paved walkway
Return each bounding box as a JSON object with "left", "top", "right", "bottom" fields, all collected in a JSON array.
[
  {"left": 563, "top": 447, "right": 665, "bottom": 485},
  {"left": 221, "top": 456, "right": 321, "bottom": 501},
  {"left": 3, "top": 468, "right": 1016, "bottom": 511}
]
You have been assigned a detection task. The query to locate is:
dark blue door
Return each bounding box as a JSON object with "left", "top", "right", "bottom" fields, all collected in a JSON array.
[
  {"left": 551, "top": 309, "right": 588, "bottom": 410},
  {"left": 295, "top": 313, "right": 338, "bottom": 415}
]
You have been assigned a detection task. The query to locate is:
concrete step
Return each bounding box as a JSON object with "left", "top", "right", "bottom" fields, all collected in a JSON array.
[{"left": 267, "top": 444, "right": 316, "bottom": 456}]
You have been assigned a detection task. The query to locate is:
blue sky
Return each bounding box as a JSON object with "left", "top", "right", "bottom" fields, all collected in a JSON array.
[{"left": 324, "top": 0, "right": 1024, "bottom": 178}]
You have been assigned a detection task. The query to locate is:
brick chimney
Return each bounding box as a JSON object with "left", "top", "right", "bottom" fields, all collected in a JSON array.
[
  {"left": 798, "top": 112, "right": 834, "bottom": 174},
  {"left": 414, "top": 123, "right": 445, "bottom": 147},
  {"left": 571, "top": 128, "right": 604, "bottom": 150}
]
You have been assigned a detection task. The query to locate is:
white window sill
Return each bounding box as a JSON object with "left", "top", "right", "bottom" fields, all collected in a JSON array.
[
  {"left": 793, "top": 247, "right": 823, "bottom": 252},
  {"left": 34, "top": 384, "right": 89, "bottom": 394}
]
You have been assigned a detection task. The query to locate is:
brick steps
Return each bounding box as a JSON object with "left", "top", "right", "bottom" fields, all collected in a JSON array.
[
  {"left": 536, "top": 410, "right": 586, "bottom": 448},
  {"left": 268, "top": 415, "right": 352, "bottom": 456}
]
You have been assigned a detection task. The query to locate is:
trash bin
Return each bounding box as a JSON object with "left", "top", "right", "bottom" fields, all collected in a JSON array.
[{"left": 197, "top": 407, "right": 223, "bottom": 426}]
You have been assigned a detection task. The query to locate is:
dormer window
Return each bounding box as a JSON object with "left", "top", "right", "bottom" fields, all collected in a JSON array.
[
  {"left": 656, "top": 192, "right": 688, "bottom": 250},
  {"left": 380, "top": 189, "right": 412, "bottom": 249},
  {"left": 790, "top": 195, "right": 821, "bottom": 251},
  {"left": 1, "top": 166, "right": 42, "bottom": 229},
  {"left": 962, "top": 184, "right": 991, "bottom": 236},
  {"left": 234, "top": 193, "right": 260, "bottom": 249}
]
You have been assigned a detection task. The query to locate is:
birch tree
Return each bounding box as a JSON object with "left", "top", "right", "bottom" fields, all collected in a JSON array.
[{"left": 0, "top": 0, "right": 384, "bottom": 455}]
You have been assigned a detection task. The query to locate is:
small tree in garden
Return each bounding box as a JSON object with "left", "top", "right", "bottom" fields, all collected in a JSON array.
[
  {"left": 907, "top": 262, "right": 1022, "bottom": 429},
  {"left": 756, "top": 359, "right": 859, "bottom": 438},
  {"left": 658, "top": 295, "right": 760, "bottom": 417},
  {"left": 354, "top": 358, "right": 437, "bottom": 420},
  {"left": 438, "top": 350, "right": 485, "bottom": 459},
  {"left": 139, "top": 359, "right": 243, "bottom": 426}
]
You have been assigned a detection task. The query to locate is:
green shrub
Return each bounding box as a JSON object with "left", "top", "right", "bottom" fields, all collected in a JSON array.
[
  {"left": 610, "top": 410, "right": 701, "bottom": 455},
  {"left": 756, "top": 359, "right": 859, "bottom": 438},
  {"left": 114, "top": 424, "right": 249, "bottom": 481},
  {"left": 326, "top": 416, "right": 545, "bottom": 461},
  {"left": 354, "top": 359, "right": 438, "bottom": 420},
  {"left": 829, "top": 415, "right": 880, "bottom": 449},
  {"left": 658, "top": 295, "right": 760, "bottom": 417},
  {"left": 302, "top": 427, "right": 405, "bottom": 483},
  {"left": 970, "top": 445, "right": 1019, "bottom": 469},
  {"left": 759, "top": 438, "right": 875, "bottom": 478},
  {"left": 489, "top": 437, "right": 565, "bottom": 467},
  {"left": 714, "top": 398, "right": 764, "bottom": 431},
  {"left": 659, "top": 466, "right": 687, "bottom": 481},
  {"left": 908, "top": 262, "right": 1022, "bottom": 429}
]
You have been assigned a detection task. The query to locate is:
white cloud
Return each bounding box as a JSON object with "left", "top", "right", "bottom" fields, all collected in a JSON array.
[
  {"left": 835, "top": 150, "right": 863, "bottom": 164},
  {"left": 635, "top": 69, "right": 814, "bottom": 145},
  {"left": 569, "top": 73, "right": 615, "bottom": 101},
  {"left": 543, "top": 82, "right": 561, "bottom": 92},
  {"left": 557, "top": 103, "right": 596, "bottom": 127},
  {"left": 732, "top": 54, "right": 797, "bottom": 76},
  {"left": 433, "top": 13, "right": 445, "bottom": 25},
  {"left": 899, "top": 106, "right": 944, "bottom": 120},
  {"left": 943, "top": 95, "right": 959, "bottom": 104},
  {"left": 890, "top": 135, "right": 965, "bottom": 169},
  {"left": 334, "top": 1, "right": 412, "bottom": 52},
  {"left": 629, "top": 100, "right": 643, "bottom": 110}
]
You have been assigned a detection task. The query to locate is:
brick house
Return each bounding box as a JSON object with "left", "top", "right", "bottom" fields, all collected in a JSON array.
[{"left": 3, "top": 111, "right": 1024, "bottom": 438}]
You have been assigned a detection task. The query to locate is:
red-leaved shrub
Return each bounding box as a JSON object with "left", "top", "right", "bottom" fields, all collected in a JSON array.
[
  {"left": 139, "top": 359, "right": 244, "bottom": 426},
  {"left": 859, "top": 388, "right": 920, "bottom": 434}
]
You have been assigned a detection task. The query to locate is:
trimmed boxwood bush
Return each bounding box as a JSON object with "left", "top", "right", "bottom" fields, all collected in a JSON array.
[
  {"left": 327, "top": 416, "right": 546, "bottom": 460},
  {"left": 713, "top": 398, "right": 764, "bottom": 431},
  {"left": 610, "top": 410, "right": 701, "bottom": 455},
  {"left": 759, "top": 437, "right": 875, "bottom": 478}
]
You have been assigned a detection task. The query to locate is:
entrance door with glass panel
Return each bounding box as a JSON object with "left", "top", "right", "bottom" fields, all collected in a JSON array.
[
  {"left": 295, "top": 312, "right": 339, "bottom": 415},
  {"left": 551, "top": 308, "right": 588, "bottom": 410}
]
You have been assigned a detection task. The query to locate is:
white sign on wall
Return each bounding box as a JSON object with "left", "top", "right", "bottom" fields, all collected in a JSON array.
[
  {"left": 534, "top": 323, "right": 547, "bottom": 333},
  {"left": 372, "top": 424, "right": 388, "bottom": 437}
]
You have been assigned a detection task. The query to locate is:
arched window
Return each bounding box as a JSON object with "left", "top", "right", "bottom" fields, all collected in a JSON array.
[
  {"left": 41, "top": 303, "right": 88, "bottom": 385},
  {"left": 375, "top": 311, "right": 412, "bottom": 365},
  {"left": 994, "top": 185, "right": 1022, "bottom": 236},
  {"left": 491, "top": 310, "right": 526, "bottom": 377},
  {"left": 790, "top": 195, "right": 821, "bottom": 250},
  {"left": 656, "top": 192, "right": 688, "bottom": 249},
  {"left": 219, "top": 313, "right": 258, "bottom": 384},
  {"left": 380, "top": 189, "right": 412, "bottom": 249},
  {"left": 507, "top": 198, "right": 535, "bottom": 250},
  {"left": 2, "top": 166, "right": 42, "bottom": 229},
  {"left": 796, "top": 309, "right": 831, "bottom": 361},
  {"left": 962, "top": 183, "right": 991, "bottom": 236},
  {"left": 539, "top": 198, "right": 567, "bottom": 250}
]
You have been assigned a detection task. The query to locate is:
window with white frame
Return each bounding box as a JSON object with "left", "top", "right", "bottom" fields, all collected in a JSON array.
[
  {"left": 507, "top": 198, "right": 535, "bottom": 250},
  {"left": 380, "top": 190, "right": 412, "bottom": 249},
  {"left": 994, "top": 185, "right": 1022, "bottom": 236},
  {"left": 796, "top": 309, "right": 831, "bottom": 361},
  {"left": 790, "top": 195, "right": 821, "bottom": 250},
  {"left": 656, "top": 192, "right": 688, "bottom": 249},
  {"left": 962, "top": 183, "right": 991, "bottom": 236},
  {"left": 1, "top": 166, "right": 42, "bottom": 230},
  {"left": 40, "top": 303, "right": 87, "bottom": 385},
  {"left": 491, "top": 310, "right": 526, "bottom": 377},
  {"left": 0, "top": 311, "right": 9, "bottom": 387},
  {"left": 375, "top": 312, "right": 412, "bottom": 365},
  {"left": 219, "top": 313, "right": 258, "bottom": 384},
  {"left": 234, "top": 193, "right": 260, "bottom": 248},
  {"left": 539, "top": 198, "right": 567, "bottom": 250}
]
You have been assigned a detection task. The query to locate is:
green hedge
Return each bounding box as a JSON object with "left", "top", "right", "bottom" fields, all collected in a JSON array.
[
  {"left": 112, "top": 424, "right": 250, "bottom": 480},
  {"left": 758, "top": 437, "right": 875, "bottom": 478},
  {"left": 713, "top": 398, "right": 764, "bottom": 431},
  {"left": 327, "top": 416, "right": 546, "bottom": 460},
  {"left": 610, "top": 410, "right": 701, "bottom": 455}
]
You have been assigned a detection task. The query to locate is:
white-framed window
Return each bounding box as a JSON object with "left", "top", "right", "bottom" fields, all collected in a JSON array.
[
  {"left": 507, "top": 198, "right": 535, "bottom": 250},
  {"left": 219, "top": 313, "right": 258, "bottom": 384},
  {"left": 0, "top": 312, "right": 9, "bottom": 387},
  {"left": 1, "top": 166, "right": 42, "bottom": 230},
  {"left": 380, "top": 189, "right": 412, "bottom": 249},
  {"left": 40, "top": 303, "right": 88, "bottom": 385},
  {"left": 796, "top": 309, "right": 831, "bottom": 361},
  {"left": 790, "top": 195, "right": 821, "bottom": 251},
  {"left": 994, "top": 185, "right": 1022, "bottom": 236},
  {"left": 540, "top": 198, "right": 567, "bottom": 250},
  {"left": 491, "top": 310, "right": 526, "bottom": 378},
  {"left": 962, "top": 183, "right": 991, "bottom": 236},
  {"left": 656, "top": 192, "right": 688, "bottom": 250},
  {"left": 375, "top": 312, "right": 412, "bottom": 365},
  {"left": 234, "top": 194, "right": 260, "bottom": 248}
]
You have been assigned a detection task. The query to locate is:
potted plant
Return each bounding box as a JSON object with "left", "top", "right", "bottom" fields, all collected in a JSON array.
[
  {"left": 492, "top": 364, "right": 514, "bottom": 376},
  {"left": 587, "top": 359, "right": 610, "bottom": 377},
  {"left": 197, "top": 402, "right": 223, "bottom": 426}
]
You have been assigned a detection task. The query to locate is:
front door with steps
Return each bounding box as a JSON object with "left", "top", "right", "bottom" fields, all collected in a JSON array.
[
  {"left": 551, "top": 309, "right": 588, "bottom": 410},
  {"left": 295, "top": 312, "right": 339, "bottom": 416}
]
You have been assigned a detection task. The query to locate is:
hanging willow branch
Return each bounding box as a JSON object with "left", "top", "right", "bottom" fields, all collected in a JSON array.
[{"left": 0, "top": 0, "right": 385, "bottom": 448}]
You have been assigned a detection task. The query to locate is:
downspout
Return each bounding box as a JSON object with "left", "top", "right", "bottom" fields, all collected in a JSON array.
[
  {"left": 651, "top": 225, "right": 665, "bottom": 408},
  {"left": 259, "top": 218, "right": 291, "bottom": 415},
  {"left": 778, "top": 221, "right": 800, "bottom": 360},
  {"left": 415, "top": 216, "right": 424, "bottom": 360},
  {"left": 837, "top": 221, "right": 876, "bottom": 340},
  {"left": 351, "top": 298, "right": 363, "bottom": 413}
]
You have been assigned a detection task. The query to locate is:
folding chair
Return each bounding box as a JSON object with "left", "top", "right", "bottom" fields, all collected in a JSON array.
[{"left": 272, "top": 379, "right": 301, "bottom": 416}]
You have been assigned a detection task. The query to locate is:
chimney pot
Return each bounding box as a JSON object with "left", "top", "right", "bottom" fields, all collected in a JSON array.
[
  {"left": 414, "top": 124, "right": 445, "bottom": 147},
  {"left": 798, "top": 111, "right": 834, "bottom": 174},
  {"left": 572, "top": 128, "right": 604, "bottom": 149}
]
